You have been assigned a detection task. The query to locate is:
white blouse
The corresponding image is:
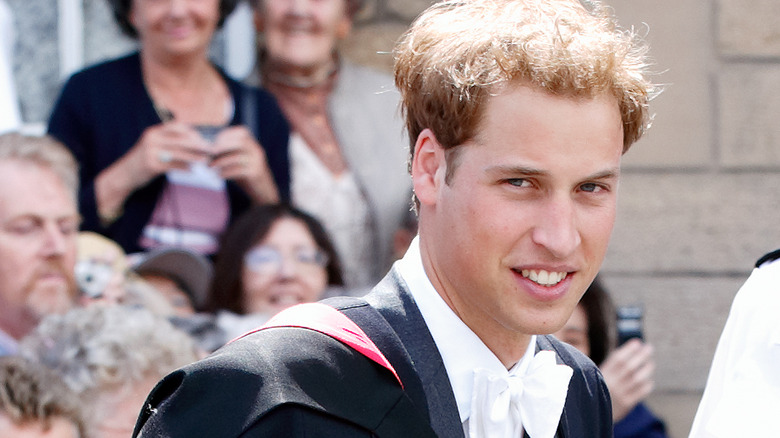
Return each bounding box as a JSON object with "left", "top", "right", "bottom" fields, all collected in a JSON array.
[{"left": 290, "top": 133, "right": 373, "bottom": 289}]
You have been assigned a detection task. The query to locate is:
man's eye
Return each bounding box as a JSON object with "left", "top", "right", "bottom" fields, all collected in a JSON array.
[
  {"left": 580, "top": 183, "right": 603, "bottom": 193},
  {"left": 8, "top": 220, "right": 38, "bottom": 234},
  {"left": 60, "top": 221, "right": 80, "bottom": 235},
  {"left": 506, "top": 178, "right": 530, "bottom": 187}
]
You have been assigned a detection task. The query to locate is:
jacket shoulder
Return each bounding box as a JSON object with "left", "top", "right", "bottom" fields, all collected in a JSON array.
[
  {"left": 538, "top": 334, "right": 613, "bottom": 438},
  {"left": 64, "top": 52, "right": 139, "bottom": 85},
  {"left": 756, "top": 249, "right": 780, "bottom": 268},
  {"left": 135, "top": 326, "right": 411, "bottom": 437},
  {"left": 538, "top": 334, "right": 599, "bottom": 372}
]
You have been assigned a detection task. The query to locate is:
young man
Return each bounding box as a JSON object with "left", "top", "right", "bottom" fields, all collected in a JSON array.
[
  {"left": 0, "top": 134, "right": 80, "bottom": 355},
  {"left": 133, "top": 1, "right": 657, "bottom": 437}
]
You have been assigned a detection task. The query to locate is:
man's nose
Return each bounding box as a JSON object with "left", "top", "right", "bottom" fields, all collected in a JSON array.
[
  {"left": 40, "top": 223, "right": 69, "bottom": 257},
  {"left": 530, "top": 196, "right": 581, "bottom": 258}
]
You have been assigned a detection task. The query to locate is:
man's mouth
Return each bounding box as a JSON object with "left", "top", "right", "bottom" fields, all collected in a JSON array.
[{"left": 519, "top": 269, "right": 568, "bottom": 286}]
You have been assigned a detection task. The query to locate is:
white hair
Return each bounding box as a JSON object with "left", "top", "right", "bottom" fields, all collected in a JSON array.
[{"left": 19, "top": 305, "right": 198, "bottom": 396}]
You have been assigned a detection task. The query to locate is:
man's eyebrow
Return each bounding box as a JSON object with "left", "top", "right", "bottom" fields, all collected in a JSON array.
[
  {"left": 484, "top": 165, "right": 547, "bottom": 176},
  {"left": 484, "top": 165, "right": 621, "bottom": 180},
  {"left": 585, "top": 168, "right": 621, "bottom": 180}
]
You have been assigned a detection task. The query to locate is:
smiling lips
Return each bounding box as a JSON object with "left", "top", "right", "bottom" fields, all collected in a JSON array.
[{"left": 520, "top": 269, "right": 568, "bottom": 286}]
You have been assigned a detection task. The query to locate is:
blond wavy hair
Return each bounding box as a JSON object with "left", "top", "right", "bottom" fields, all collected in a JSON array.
[{"left": 394, "top": 0, "right": 658, "bottom": 170}]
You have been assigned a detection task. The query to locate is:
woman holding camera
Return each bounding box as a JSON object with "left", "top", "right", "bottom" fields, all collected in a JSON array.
[
  {"left": 554, "top": 278, "right": 669, "bottom": 438},
  {"left": 48, "top": 0, "right": 290, "bottom": 256}
]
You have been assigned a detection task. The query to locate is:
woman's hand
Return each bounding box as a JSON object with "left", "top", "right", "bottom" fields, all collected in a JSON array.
[
  {"left": 122, "top": 122, "right": 212, "bottom": 184},
  {"left": 210, "top": 126, "right": 279, "bottom": 204},
  {"left": 94, "top": 122, "right": 211, "bottom": 224},
  {"left": 599, "top": 338, "right": 656, "bottom": 422}
]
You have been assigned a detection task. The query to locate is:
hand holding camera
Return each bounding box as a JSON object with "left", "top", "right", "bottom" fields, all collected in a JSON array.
[
  {"left": 209, "top": 125, "right": 279, "bottom": 203},
  {"left": 600, "top": 307, "right": 655, "bottom": 422}
]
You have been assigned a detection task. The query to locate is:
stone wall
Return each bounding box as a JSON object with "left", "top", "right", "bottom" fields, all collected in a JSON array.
[{"left": 7, "top": 0, "right": 780, "bottom": 436}]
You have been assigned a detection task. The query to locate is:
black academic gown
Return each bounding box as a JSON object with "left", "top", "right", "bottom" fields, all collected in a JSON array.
[{"left": 133, "top": 268, "right": 613, "bottom": 437}]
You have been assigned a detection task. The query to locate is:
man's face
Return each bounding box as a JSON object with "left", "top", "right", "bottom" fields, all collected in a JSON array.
[
  {"left": 413, "top": 83, "right": 623, "bottom": 363},
  {"left": 0, "top": 161, "right": 79, "bottom": 339}
]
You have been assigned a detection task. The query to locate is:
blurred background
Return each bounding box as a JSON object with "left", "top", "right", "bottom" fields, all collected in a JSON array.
[{"left": 6, "top": 0, "right": 780, "bottom": 436}]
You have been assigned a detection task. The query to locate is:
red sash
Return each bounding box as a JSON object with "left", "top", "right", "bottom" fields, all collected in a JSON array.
[{"left": 233, "top": 303, "right": 403, "bottom": 387}]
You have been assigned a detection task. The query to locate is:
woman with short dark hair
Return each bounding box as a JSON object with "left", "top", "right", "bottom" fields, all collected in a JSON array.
[
  {"left": 206, "top": 203, "right": 343, "bottom": 318},
  {"left": 48, "top": 0, "right": 290, "bottom": 256}
]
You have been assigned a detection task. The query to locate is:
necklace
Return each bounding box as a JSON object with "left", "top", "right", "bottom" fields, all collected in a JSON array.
[
  {"left": 152, "top": 100, "right": 175, "bottom": 123},
  {"left": 263, "top": 60, "right": 338, "bottom": 89}
]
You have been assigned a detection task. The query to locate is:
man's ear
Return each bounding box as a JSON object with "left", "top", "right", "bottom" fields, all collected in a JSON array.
[
  {"left": 412, "top": 129, "right": 447, "bottom": 208},
  {"left": 253, "top": 9, "right": 265, "bottom": 32}
]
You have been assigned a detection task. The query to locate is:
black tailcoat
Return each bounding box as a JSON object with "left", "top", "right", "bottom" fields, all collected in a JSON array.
[{"left": 134, "top": 268, "right": 613, "bottom": 437}]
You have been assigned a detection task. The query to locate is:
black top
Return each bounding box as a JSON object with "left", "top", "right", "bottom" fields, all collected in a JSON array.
[{"left": 48, "top": 52, "right": 290, "bottom": 253}]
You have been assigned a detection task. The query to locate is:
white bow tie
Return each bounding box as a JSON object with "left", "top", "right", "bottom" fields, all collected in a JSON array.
[{"left": 468, "top": 350, "right": 573, "bottom": 438}]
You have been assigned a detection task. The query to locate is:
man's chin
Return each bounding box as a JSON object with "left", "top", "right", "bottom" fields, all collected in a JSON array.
[{"left": 26, "top": 282, "right": 78, "bottom": 317}]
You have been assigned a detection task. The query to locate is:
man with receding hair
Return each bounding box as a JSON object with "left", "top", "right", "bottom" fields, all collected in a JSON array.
[
  {"left": 134, "top": 1, "right": 658, "bottom": 437},
  {"left": 0, "top": 134, "right": 80, "bottom": 355}
]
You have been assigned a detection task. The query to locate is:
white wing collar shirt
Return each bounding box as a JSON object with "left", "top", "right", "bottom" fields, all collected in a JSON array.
[{"left": 396, "top": 237, "right": 573, "bottom": 438}]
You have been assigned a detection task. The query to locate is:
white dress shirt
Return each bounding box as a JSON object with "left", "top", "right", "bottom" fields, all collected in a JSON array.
[{"left": 395, "top": 237, "right": 538, "bottom": 435}]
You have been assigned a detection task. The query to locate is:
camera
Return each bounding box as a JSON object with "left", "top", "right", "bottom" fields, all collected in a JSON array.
[{"left": 616, "top": 304, "right": 644, "bottom": 346}]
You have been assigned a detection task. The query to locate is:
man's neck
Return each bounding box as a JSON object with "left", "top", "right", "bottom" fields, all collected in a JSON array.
[{"left": 416, "top": 236, "right": 533, "bottom": 369}]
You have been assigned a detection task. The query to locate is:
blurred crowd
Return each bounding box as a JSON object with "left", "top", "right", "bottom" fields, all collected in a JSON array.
[
  {"left": 0, "top": 0, "right": 413, "bottom": 436},
  {"left": 0, "top": 1, "right": 669, "bottom": 437}
]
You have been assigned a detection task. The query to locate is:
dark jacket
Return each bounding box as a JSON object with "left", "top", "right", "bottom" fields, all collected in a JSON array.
[
  {"left": 134, "top": 268, "right": 613, "bottom": 437},
  {"left": 48, "top": 52, "right": 290, "bottom": 253},
  {"left": 614, "top": 403, "right": 668, "bottom": 438}
]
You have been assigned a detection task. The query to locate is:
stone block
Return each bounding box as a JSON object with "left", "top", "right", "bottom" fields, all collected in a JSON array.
[
  {"left": 599, "top": 275, "right": 745, "bottom": 391},
  {"left": 604, "top": 173, "right": 780, "bottom": 274},
  {"left": 352, "top": 0, "right": 379, "bottom": 23},
  {"left": 384, "top": 0, "right": 434, "bottom": 22},
  {"left": 719, "top": 65, "right": 780, "bottom": 167},
  {"left": 342, "top": 22, "right": 408, "bottom": 73},
  {"left": 608, "top": 0, "right": 714, "bottom": 168},
  {"left": 718, "top": 0, "right": 780, "bottom": 57}
]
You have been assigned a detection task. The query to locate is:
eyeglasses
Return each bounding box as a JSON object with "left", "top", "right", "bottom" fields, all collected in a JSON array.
[{"left": 244, "top": 245, "right": 329, "bottom": 276}]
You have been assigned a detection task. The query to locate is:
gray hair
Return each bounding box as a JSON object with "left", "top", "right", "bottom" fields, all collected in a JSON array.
[
  {"left": 18, "top": 305, "right": 198, "bottom": 397},
  {"left": 0, "top": 356, "right": 86, "bottom": 438},
  {"left": 0, "top": 133, "right": 79, "bottom": 202}
]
